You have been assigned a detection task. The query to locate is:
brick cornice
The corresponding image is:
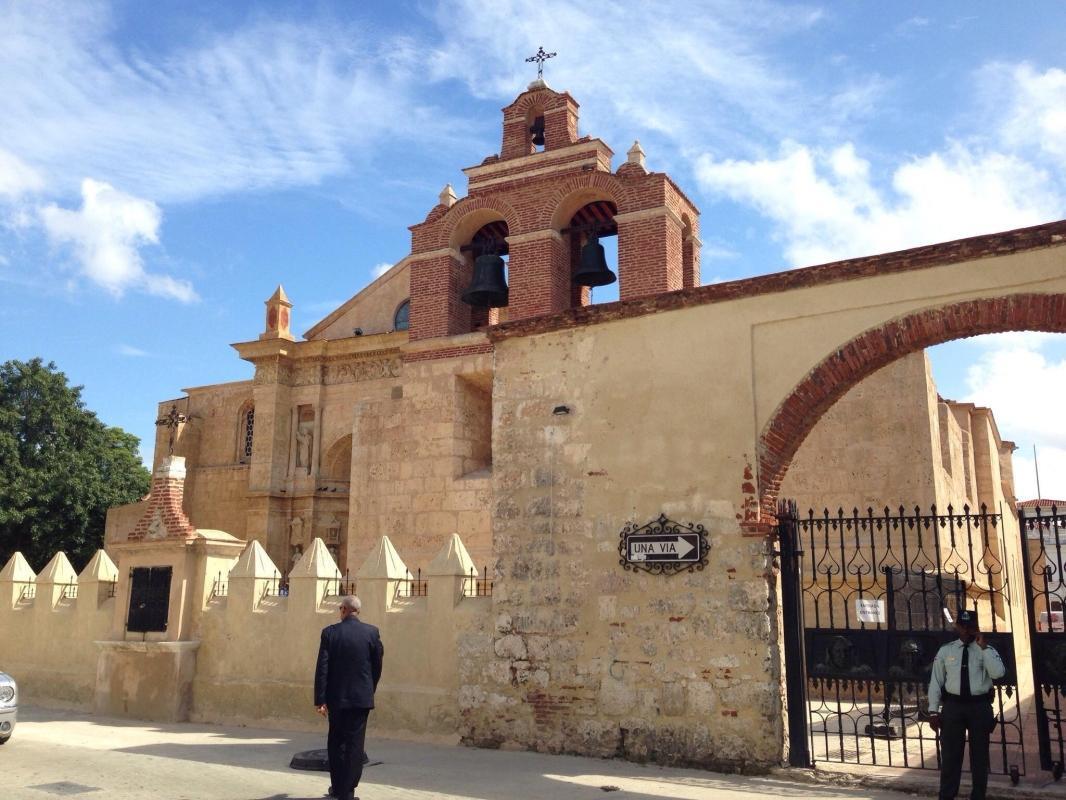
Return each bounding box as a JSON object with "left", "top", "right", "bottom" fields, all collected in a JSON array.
[
  {"left": 506, "top": 229, "right": 564, "bottom": 246},
  {"left": 612, "top": 206, "right": 684, "bottom": 228},
  {"left": 487, "top": 219, "right": 1066, "bottom": 343}
]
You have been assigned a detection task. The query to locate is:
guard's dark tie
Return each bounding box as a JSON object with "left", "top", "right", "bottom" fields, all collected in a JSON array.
[{"left": 960, "top": 643, "right": 971, "bottom": 698}]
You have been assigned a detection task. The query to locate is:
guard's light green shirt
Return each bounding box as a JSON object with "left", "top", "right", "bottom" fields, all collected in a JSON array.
[{"left": 927, "top": 639, "right": 1006, "bottom": 712}]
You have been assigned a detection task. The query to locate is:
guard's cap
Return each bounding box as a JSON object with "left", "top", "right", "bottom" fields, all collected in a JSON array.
[{"left": 957, "top": 609, "right": 979, "bottom": 626}]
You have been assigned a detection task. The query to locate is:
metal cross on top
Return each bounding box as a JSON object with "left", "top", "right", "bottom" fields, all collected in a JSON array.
[
  {"left": 525, "top": 46, "right": 556, "bottom": 79},
  {"left": 155, "top": 403, "right": 189, "bottom": 456}
]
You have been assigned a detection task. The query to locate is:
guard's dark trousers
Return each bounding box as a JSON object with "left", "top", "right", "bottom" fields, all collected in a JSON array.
[
  {"left": 939, "top": 697, "right": 995, "bottom": 800},
  {"left": 327, "top": 707, "right": 370, "bottom": 800}
]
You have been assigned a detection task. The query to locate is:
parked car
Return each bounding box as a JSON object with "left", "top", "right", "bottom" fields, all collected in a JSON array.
[{"left": 0, "top": 671, "right": 16, "bottom": 744}]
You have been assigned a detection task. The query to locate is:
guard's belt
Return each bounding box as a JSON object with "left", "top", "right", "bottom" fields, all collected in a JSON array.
[{"left": 943, "top": 691, "right": 994, "bottom": 704}]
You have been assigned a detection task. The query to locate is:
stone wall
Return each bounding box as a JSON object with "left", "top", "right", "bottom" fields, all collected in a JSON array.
[
  {"left": 460, "top": 315, "right": 782, "bottom": 772},
  {"left": 0, "top": 534, "right": 491, "bottom": 738}
]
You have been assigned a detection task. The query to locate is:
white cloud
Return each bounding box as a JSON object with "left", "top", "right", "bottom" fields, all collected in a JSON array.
[
  {"left": 0, "top": 147, "right": 44, "bottom": 199},
  {"left": 696, "top": 140, "right": 1063, "bottom": 266},
  {"left": 985, "top": 63, "right": 1066, "bottom": 172},
  {"left": 426, "top": 0, "right": 835, "bottom": 158},
  {"left": 40, "top": 178, "right": 196, "bottom": 302},
  {"left": 117, "top": 344, "right": 150, "bottom": 357},
  {"left": 963, "top": 336, "right": 1066, "bottom": 500},
  {"left": 371, "top": 262, "right": 393, "bottom": 279},
  {"left": 693, "top": 63, "right": 1066, "bottom": 268},
  {"left": 0, "top": 4, "right": 455, "bottom": 205}
]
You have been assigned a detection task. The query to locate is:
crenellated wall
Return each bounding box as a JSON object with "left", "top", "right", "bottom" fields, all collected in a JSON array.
[{"left": 0, "top": 533, "right": 492, "bottom": 738}]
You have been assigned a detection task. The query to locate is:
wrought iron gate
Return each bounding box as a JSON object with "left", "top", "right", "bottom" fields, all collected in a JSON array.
[
  {"left": 778, "top": 501, "right": 1024, "bottom": 780},
  {"left": 1019, "top": 504, "right": 1066, "bottom": 779}
]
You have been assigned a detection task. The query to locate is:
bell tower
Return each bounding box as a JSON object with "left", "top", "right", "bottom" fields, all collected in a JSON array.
[{"left": 405, "top": 57, "right": 701, "bottom": 341}]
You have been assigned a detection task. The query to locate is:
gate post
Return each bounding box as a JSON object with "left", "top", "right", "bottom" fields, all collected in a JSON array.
[{"left": 777, "top": 499, "right": 811, "bottom": 767}]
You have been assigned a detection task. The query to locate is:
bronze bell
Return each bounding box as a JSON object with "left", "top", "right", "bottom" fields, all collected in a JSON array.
[
  {"left": 572, "top": 234, "right": 617, "bottom": 287},
  {"left": 461, "top": 253, "right": 509, "bottom": 307},
  {"left": 530, "top": 116, "right": 545, "bottom": 147}
]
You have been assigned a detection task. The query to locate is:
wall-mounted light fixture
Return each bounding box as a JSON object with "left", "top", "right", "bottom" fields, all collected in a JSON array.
[{"left": 552, "top": 405, "right": 570, "bottom": 416}]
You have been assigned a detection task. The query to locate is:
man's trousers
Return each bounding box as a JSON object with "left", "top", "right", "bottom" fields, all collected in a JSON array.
[
  {"left": 939, "top": 698, "right": 995, "bottom": 800},
  {"left": 327, "top": 706, "right": 371, "bottom": 800}
]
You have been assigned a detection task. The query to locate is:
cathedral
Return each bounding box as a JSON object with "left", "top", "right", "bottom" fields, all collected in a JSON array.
[
  {"left": 35, "top": 69, "right": 1055, "bottom": 770},
  {"left": 106, "top": 74, "right": 701, "bottom": 581}
]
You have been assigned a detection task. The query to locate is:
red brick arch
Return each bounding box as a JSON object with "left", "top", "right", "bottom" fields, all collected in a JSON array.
[
  {"left": 758, "top": 293, "right": 1066, "bottom": 515},
  {"left": 538, "top": 171, "right": 635, "bottom": 231},
  {"left": 435, "top": 196, "right": 522, "bottom": 251}
]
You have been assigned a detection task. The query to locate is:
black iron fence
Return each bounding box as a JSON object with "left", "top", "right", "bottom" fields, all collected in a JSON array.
[
  {"left": 778, "top": 501, "right": 1023, "bottom": 781},
  {"left": 323, "top": 571, "right": 357, "bottom": 598},
  {"left": 397, "top": 568, "right": 428, "bottom": 598},
  {"left": 463, "top": 566, "right": 493, "bottom": 597},
  {"left": 1020, "top": 504, "right": 1066, "bottom": 779}
]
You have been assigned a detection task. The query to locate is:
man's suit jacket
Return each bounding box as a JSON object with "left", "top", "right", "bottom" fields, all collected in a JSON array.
[{"left": 314, "top": 616, "right": 384, "bottom": 710}]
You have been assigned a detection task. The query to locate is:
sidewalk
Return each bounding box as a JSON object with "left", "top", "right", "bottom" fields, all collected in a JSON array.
[{"left": 4, "top": 706, "right": 1065, "bottom": 800}]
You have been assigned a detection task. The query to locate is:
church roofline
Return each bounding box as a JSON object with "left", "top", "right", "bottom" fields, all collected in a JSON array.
[
  {"left": 302, "top": 255, "right": 411, "bottom": 340},
  {"left": 487, "top": 218, "right": 1066, "bottom": 342}
]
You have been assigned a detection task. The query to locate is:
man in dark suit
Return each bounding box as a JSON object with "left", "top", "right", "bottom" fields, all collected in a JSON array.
[{"left": 315, "top": 595, "right": 384, "bottom": 800}]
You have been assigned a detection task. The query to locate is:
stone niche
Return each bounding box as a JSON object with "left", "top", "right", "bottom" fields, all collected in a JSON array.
[{"left": 94, "top": 456, "right": 245, "bottom": 722}]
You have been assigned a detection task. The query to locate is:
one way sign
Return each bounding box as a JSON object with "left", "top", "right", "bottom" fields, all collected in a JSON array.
[
  {"left": 626, "top": 533, "right": 701, "bottom": 563},
  {"left": 618, "top": 515, "right": 710, "bottom": 576}
]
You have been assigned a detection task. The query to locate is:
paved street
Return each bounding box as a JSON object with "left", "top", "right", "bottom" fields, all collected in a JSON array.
[{"left": 0, "top": 707, "right": 919, "bottom": 800}]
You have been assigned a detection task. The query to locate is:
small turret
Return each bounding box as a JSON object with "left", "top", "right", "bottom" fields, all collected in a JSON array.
[{"left": 261, "top": 285, "right": 294, "bottom": 342}]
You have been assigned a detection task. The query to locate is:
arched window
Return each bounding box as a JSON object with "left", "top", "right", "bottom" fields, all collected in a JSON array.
[
  {"left": 237, "top": 403, "right": 254, "bottom": 464},
  {"left": 394, "top": 299, "right": 410, "bottom": 331}
]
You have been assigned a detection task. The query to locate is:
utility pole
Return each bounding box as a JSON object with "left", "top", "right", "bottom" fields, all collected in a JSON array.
[{"left": 1034, "top": 444, "right": 1043, "bottom": 501}]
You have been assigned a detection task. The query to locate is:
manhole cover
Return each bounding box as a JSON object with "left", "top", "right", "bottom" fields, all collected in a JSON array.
[
  {"left": 29, "top": 783, "right": 100, "bottom": 796},
  {"left": 289, "top": 749, "right": 381, "bottom": 771}
]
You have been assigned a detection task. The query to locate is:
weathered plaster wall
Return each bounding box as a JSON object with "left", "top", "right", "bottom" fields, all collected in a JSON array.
[
  {"left": 466, "top": 235, "right": 1066, "bottom": 770},
  {"left": 464, "top": 312, "right": 781, "bottom": 772},
  {"left": 780, "top": 352, "right": 941, "bottom": 512}
]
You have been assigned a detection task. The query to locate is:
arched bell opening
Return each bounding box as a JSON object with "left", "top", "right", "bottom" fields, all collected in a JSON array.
[
  {"left": 564, "top": 200, "right": 619, "bottom": 307},
  {"left": 460, "top": 219, "right": 510, "bottom": 327},
  {"left": 525, "top": 105, "right": 546, "bottom": 154}
]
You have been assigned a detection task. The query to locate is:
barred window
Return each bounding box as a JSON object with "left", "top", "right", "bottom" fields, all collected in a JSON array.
[{"left": 239, "top": 405, "right": 254, "bottom": 463}]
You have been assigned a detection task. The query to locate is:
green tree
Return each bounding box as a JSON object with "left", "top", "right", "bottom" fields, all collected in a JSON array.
[{"left": 0, "top": 358, "right": 151, "bottom": 571}]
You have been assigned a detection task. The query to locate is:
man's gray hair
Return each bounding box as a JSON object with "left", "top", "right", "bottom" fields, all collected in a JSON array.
[{"left": 341, "top": 595, "right": 361, "bottom": 612}]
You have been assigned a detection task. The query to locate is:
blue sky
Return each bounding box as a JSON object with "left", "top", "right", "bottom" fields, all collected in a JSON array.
[{"left": 1, "top": 1, "right": 1064, "bottom": 499}]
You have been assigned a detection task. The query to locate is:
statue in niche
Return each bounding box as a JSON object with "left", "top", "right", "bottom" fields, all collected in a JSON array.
[
  {"left": 326, "top": 515, "right": 342, "bottom": 543},
  {"left": 290, "top": 516, "right": 305, "bottom": 550},
  {"left": 295, "top": 426, "right": 313, "bottom": 472},
  {"left": 290, "top": 543, "right": 303, "bottom": 569},
  {"left": 328, "top": 544, "right": 340, "bottom": 566}
]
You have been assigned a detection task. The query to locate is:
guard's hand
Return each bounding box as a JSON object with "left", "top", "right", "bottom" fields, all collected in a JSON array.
[
  {"left": 927, "top": 713, "right": 941, "bottom": 733},
  {"left": 316, "top": 704, "right": 328, "bottom": 717},
  {"left": 976, "top": 631, "right": 988, "bottom": 649}
]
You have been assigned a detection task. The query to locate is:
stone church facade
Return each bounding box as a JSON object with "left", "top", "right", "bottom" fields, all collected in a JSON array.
[{"left": 6, "top": 78, "right": 1065, "bottom": 772}]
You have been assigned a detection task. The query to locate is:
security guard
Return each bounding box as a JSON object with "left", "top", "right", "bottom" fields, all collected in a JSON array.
[{"left": 927, "top": 609, "right": 1006, "bottom": 800}]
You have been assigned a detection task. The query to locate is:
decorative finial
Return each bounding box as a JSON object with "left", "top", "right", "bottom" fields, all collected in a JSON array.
[
  {"left": 525, "top": 46, "right": 556, "bottom": 81},
  {"left": 155, "top": 404, "right": 189, "bottom": 456},
  {"left": 439, "top": 184, "right": 458, "bottom": 208},
  {"left": 627, "top": 140, "right": 646, "bottom": 169},
  {"left": 261, "top": 284, "right": 295, "bottom": 342}
]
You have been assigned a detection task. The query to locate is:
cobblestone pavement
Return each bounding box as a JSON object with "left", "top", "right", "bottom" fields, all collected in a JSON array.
[{"left": 0, "top": 707, "right": 965, "bottom": 800}]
